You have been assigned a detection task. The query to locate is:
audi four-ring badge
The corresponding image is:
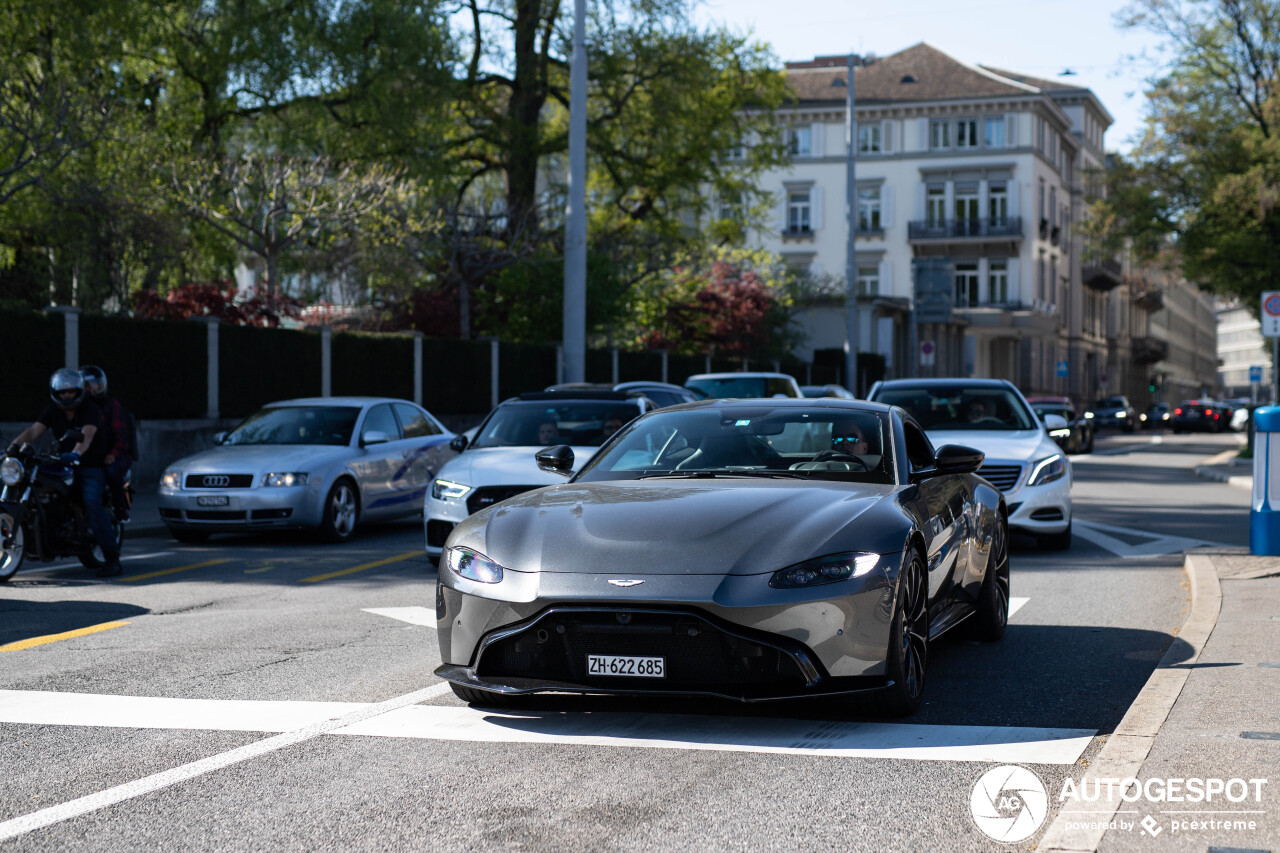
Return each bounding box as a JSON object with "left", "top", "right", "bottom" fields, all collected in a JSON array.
[
  {"left": 435, "top": 398, "right": 1011, "bottom": 716},
  {"left": 157, "top": 397, "right": 457, "bottom": 544}
]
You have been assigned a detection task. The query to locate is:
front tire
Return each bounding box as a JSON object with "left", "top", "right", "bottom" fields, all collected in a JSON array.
[
  {"left": 79, "top": 516, "right": 124, "bottom": 569},
  {"left": 0, "top": 512, "right": 25, "bottom": 582},
  {"left": 971, "top": 515, "right": 1010, "bottom": 641},
  {"left": 319, "top": 478, "right": 360, "bottom": 543},
  {"left": 869, "top": 550, "right": 929, "bottom": 717}
]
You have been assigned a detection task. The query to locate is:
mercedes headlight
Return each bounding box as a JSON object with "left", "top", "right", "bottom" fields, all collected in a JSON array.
[
  {"left": 161, "top": 470, "right": 182, "bottom": 489},
  {"left": 0, "top": 458, "right": 23, "bottom": 486},
  {"left": 432, "top": 479, "right": 471, "bottom": 500},
  {"left": 769, "top": 552, "right": 881, "bottom": 589},
  {"left": 1028, "top": 454, "right": 1067, "bottom": 486},
  {"left": 446, "top": 546, "right": 504, "bottom": 584},
  {"left": 263, "top": 472, "right": 308, "bottom": 487}
]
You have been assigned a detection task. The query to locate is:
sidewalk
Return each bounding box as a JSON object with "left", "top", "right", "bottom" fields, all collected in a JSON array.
[{"left": 1193, "top": 447, "right": 1253, "bottom": 490}]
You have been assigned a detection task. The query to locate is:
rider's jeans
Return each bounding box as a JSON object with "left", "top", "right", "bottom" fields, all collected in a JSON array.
[
  {"left": 78, "top": 467, "right": 118, "bottom": 559},
  {"left": 105, "top": 456, "right": 131, "bottom": 508}
]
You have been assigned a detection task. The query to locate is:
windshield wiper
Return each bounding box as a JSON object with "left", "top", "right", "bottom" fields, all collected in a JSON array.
[{"left": 636, "top": 470, "right": 807, "bottom": 480}]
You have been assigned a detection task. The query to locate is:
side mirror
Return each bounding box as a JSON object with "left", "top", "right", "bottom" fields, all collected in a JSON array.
[
  {"left": 1042, "top": 414, "right": 1068, "bottom": 430},
  {"left": 535, "top": 444, "right": 574, "bottom": 476},
  {"left": 213, "top": 431, "right": 227, "bottom": 445},
  {"left": 449, "top": 434, "right": 469, "bottom": 453},
  {"left": 361, "top": 430, "right": 391, "bottom": 447},
  {"left": 933, "top": 444, "right": 985, "bottom": 476}
]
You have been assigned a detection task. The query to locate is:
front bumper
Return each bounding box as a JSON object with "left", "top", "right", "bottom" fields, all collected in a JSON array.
[
  {"left": 1001, "top": 472, "right": 1072, "bottom": 536},
  {"left": 158, "top": 486, "right": 321, "bottom": 531}
]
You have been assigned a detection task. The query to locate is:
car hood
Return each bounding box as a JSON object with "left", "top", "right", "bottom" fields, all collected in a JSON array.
[
  {"left": 458, "top": 479, "right": 898, "bottom": 576},
  {"left": 436, "top": 445, "right": 600, "bottom": 488},
  {"left": 169, "top": 445, "right": 350, "bottom": 474},
  {"left": 923, "top": 429, "right": 1057, "bottom": 465}
]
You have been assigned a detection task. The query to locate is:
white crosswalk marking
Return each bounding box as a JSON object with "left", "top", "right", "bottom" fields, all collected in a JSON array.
[
  {"left": 0, "top": 689, "right": 1094, "bottom": 765},
  {"left": 1073, "top": 519, "right": 1229, "bottom": 559},
  {"left": 362, "top": 606, "right": 436, "bottom": 626},
  {"left": 1008, "top": 597, "right": 1029, "bottom": 619}
]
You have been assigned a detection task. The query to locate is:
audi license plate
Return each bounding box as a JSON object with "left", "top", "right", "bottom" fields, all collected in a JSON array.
[
  {"left": 587, "top": 655, "right": 664, "bottom": 678},
  {"left": 196, "top": 495, "right": 229, "bottom": 506}
]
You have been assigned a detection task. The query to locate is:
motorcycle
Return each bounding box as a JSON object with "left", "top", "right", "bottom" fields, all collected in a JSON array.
[{"left": 0, "top": 431, "right": 127, "bottom": 582}]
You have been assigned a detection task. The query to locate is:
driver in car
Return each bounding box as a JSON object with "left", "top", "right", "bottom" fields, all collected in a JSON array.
[{"left": 964, "top": 398, "right": 991, "bottom": 423}]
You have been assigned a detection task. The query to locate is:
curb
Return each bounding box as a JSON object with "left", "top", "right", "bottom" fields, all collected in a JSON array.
[
  {"left": 1192, "top": 447, "right": 1253, "bottom": 490},
  {"left": 1038, "top": 551, "right": 1223, "bottom": 852}
]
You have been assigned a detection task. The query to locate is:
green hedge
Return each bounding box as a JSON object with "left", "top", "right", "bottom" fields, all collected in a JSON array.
[
  {"left": 0, "top": 309, "right": 66, "bottom": 421},
  {"left": 219, "top": 325, "right": 322, "bottom": 418},
  {"left": 80, "top": 315, "right": 207, "bottom": 419}
]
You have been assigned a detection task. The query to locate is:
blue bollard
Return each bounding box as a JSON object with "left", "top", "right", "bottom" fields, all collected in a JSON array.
[{"left": 1251, "top": 406, "right": 1280, "bottom": 555}]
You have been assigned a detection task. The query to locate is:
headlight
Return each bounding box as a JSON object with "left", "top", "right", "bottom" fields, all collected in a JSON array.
[
  {"left": 445, "top": 546, "right": 504, "bottom": 583},
  {"left": 0, "top": 458, "right": 24, "bottom": 486},
  {"left": 432, "top": 479, "right": 471, "bottom": 500},
  {"left": 161, "top": 470, "right": 182, "bottom": 489},
  {"left": 1049, "top": 428, "right": 1071, "bottom": 438},
  {"left": 1084, "top": 412, "right": 1094, "bottom": 419},
  {"left": 1028, "top": 454, "right": 1067, "bottom": 486},
  {"left": 263, "top": 472, "right": 308, "bottom": 487},
  {"left": 769, "top": 552, "right": 881, "bottom": 589},
  {"left": 1115, "top": 411, "right": 1127, "bottom": 418}
]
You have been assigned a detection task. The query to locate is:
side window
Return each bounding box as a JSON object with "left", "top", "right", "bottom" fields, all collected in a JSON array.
[
  {"left": 769, "top": 378, "right": 797, "bottom": 397},
  {"left": 902, "top": 420, "right": 935, "bottom": 472},
  {"left": 362, "top": 404, "right": 402, "bottom": 441},
  {"left": 394, "top": 403, "right": 439, "bottom": 438}
]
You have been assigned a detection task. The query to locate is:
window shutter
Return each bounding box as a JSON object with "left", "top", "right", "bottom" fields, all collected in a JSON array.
[
  {"left": 1006, "top": 257, "right": 1021, "bottom": 301},
  {"left": 1005, "top": 113, "right": 1017, "bottom": 147},
  {"left": 881, "top": 120, "right": 894, "bottom": 154},
  {"left": 811, "top": 186, "right": 824, "bottom": 230},
  {"left": 777, "top": 191, "right": 788, "bottom": 232},
  {"left": 882, "top": 185, "right": 895, "bottom": 227},
  {"left": 918, "top": 117, "right": 929, "bottom": 150},
  {"left": 915, "top": 183, "right": 926, "bottom": 219},
  {"left": 810, "top": 122, "right": 825, "bottom": 157},
  {"left": 1007, "top": 181, "right": 1020, "bottom": 217},
  {"left": 879, "top": 259, "right": 893, "bottom": 295}
]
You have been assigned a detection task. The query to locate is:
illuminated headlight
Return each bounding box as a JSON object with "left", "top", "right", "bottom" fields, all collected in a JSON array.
[
  {"left": 1028, "top": 454, "right": 1067, "bottom": 486},
  {"left": 1049, "top": 428, "right": 1071, "bottom": 438},
  {"left": 445, "top": 546, "right": 504, "bottom": 584},
  {"left": 0, "top": 458, "right": 24, "bottom": 486},
  {"left": 161, "top": 470, "right": 182, "bottom": 489},
  {"left": 769, "top": 552, "right": 881, "bottom": 589},
  {"left": 1115, "top": 411, "right": 1127, "bottom": 418},
  {"left": 432, "top": 479, "right": 471, "bottom": 500},
  {"left": 263, "top": 472, "right": 308, "bottom": 487},
  {"left": 1084, "top": 412, "right": 1095, "bottom": 419}
]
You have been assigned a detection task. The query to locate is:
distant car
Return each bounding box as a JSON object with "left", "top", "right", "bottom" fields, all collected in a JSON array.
[
  {"left": 868, "top": 378, "right": 1072, "bottom": 550},
  {"left": 545, "top": 381, "right": 701, "bottom": 409},
  {"left": 158, "top": 397, "right": 456, "bottom": 543},
  {"left": 1172, "top": 400, "right": 1225, "bottom": 433},
  {"left": 801, "top": 384, "right": 857, "bottom": 400},
  {"left": 684, "top": 372, "right": 803, "bottom": 400},
  {"left": 425, "top": 391, "right": 659, "bottom": 556},
  {"left": 1230, "top": 402, "right": 1251, "bottom": 432},
  {"left": 1027, "top": 396, "right": 1094, "bottom": 454},
  {"left": 1090, "top": 395, "right": 1137, "bottom": 433},
  {"left": 1140, "top": 402, "right": 1171, "bottom": 429}
]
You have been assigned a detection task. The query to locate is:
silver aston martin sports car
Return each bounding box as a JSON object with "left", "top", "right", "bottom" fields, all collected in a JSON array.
[{"left": 435, "top": 398, "right": 1010, "bottom": 716}]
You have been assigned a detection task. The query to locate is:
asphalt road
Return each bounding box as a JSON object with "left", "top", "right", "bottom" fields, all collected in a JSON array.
[{"left": 0, "top": 429, "right": 1250, "bottom": 851}]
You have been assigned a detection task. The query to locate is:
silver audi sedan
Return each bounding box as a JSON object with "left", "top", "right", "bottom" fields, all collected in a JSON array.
[{"left": 159, "top": 397, "right": 455, "bottom": 543}]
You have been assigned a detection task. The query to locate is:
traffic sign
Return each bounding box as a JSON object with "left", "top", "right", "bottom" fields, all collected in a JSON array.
[
  {"left": 1251, "top": 365, "right": 1264, "bottom": 383},
  {"left": 1056, "top": 360, "right": 1068, "bottom": 378},
  {"left": 1263, "top": 291, "right": 1280, "bottom": 337},
  {"left": 920, "top": 340, "right": 935, "bottom": 367}
]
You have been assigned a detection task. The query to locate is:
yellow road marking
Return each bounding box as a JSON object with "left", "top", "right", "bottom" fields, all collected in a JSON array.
[
  {"left": 301, "top": 551, "right": 421, "bottom": 583},
  {"left": 0, "top": 621, "right": 130, "bottom": 652},
  {"left": 118, "top": 559, "right": 231, "bottom": 583}
]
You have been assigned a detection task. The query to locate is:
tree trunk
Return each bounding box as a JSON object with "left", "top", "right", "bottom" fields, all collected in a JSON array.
[{"left": 504, "top": 0, "right": 551, "bottom": 240}]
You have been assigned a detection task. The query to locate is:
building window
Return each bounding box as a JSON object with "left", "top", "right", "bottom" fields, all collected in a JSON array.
[
  {"left": 956, "top": 119, "right": 978, "bottom": 149},
  {"left": 787, "top": 190, "right": 811, "bottom": 233},
  {"left": 1036, "top": 117, "right": 1046, "bottom": 151},
  {"left": 955, "top": 262, "right": 980, "bottom": 308},
  {"left": 984, "top": 117, "right": 1005, "bottom": 148},
  {"left": 955, "top": 181, "right": 979, "bottom": 233},
  {"left": 857, "top": 123, "right": 881, "bottom": 154},
  {"left": 1049, "top": 187, "right": 1058, "bottom": 227},
  {"left": 929, "top": 119, "right": 950, "bottom": 149},
  {"left": 789, "top": 126, "right": 811, "bottom": 156},
  {"left": 718, "top": 191, "right": 743, "bottom": 221},
  {"left": 988, "top": 181, "right": 1008, "bottom": 224},
  {"left": 1037, "top": 254, "right": 1046, "bottom": 301},
  {"left": 725, "top": 142, "right": 745, "bottom": 161},
  {"left": 856, "top": 264, "right": 880, "bottom": 297},
  {"left": 926, "top": 184, "right": 946, "bottom": 226},
  {"left": 989, "top": 260, "right": 1009, "bottom": 304},
  {"left": 1050, "top": 256, "right": 1058, "bottom": 305},
  {"left": 858, "top": 186, "right": 882, "bottom": 231}
]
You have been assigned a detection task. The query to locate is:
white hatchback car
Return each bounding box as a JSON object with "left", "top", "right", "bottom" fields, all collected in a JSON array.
[
  {"left": 424, "top": 391, "right": 656, "bottom": 556},
  {"left": 867, "top": 378, "right": 1073, "bottom": 550}
]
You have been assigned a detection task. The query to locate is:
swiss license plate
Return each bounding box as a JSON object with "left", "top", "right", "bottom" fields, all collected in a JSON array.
[
  {"left": 196, "top": 495, "right": 229, "bottom": 507},
  {"left": 587, "top": 655, "right": 664, "bottom": 678}
]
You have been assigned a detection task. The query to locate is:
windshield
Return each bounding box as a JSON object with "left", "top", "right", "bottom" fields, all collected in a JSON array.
[
  {"left": 873, "top": 385, "right": 1037, "bottom": 431},
  {"left": 1094, "top": 397, "right": 1127, "bottom": 409},
  {"left": 1032, "top": 404, "right": 1071, "bottom": 419},
  {"left": 472, "top": 400, "right": 637, "bottom": 448},
  {"left": 574, "top": 406, "right": 895, "bottom": 484},
  {"left": 223, "top": 406, "right": 360, "bottom": 446},
  {"left": 684, "top": 376, "right": 796, "bottom": 399}
]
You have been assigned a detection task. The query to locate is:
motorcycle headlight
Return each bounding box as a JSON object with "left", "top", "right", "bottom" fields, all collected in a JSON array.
[
  {"left": 769, "top": 552, "right": 881, "bottom": 589},
  {"left": 161, "top": 470, "right": 182, "bottom": 489},
  {"left": 263, "top": 472, "right": 308, "bottom": 487},
  {"left": 1028, "top": 454, "right": 1067, "bottom": 486},
  {"left": 0, "top": 457, "right": 24, "bottom": 486},
  {"left": 432, "top": 479, "right": 471, "bottom": 500},
  {"left": 445, "top": 546, "right": 504, "bottom": 584}
]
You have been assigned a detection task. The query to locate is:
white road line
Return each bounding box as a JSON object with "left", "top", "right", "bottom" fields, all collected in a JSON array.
[
  {"left": 1008, "top": 597, "right": 1029, "bottom": 619},
  {"left": 15, "top": 552, "right": 175, "bottom": 576},
  {"left": 1073, "top": 519, "right": 1229, "bottom": 559},
  {"left": 0, "top": 682, "right": 452, "bottom": 843},
  {"left": 363, "top": 606, "right": 436, "bottom": 627}
]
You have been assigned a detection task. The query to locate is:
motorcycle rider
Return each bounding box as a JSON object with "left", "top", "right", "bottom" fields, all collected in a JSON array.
[
  {"left": 7, "top": 368, "right": 123, "bottom": 578},
  {"left": 79, "top": 365, "right": 132, "bottom": 523}
]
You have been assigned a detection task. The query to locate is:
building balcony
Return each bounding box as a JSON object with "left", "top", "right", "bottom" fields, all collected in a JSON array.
[
  {"left": 1131, "top": 337, "right": 1169, "bottom": 365},
  {"left": 907, "top": 217, "right": 1023, "bottom": 242},
  {"left": 1082, "top": 256, "right": 1123, "bottom": 291},
  {"left": 1130, "top": 280, "right": 1164, "bottom": 312}
]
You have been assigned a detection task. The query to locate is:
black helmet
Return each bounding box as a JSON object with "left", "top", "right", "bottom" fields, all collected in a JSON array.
[
  {"left": 49, "top": 368, "right": 85, "bottom": 410},
  {"left": 80, "top": 365, "right": 108, "bottom": 400}
]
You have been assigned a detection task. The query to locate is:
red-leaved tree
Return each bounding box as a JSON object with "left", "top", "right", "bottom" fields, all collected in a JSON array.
[
  {"left": 132, "top": 280, "right": 302, "bottom": 327},
  {"left": 643, "top": 260, "right": 781, "bottom": 356}
]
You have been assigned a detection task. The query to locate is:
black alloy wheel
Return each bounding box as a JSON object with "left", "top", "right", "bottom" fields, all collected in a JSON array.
[
  {"left": 319, "top": 478, "right": 360, "bottom": 543},
  {"left": 870, "top": 551, "right": 929, "bottom": 717},
  {"left": 971, "top": 515, "right": 1010, "bottom": 641},
  {"left": 0, "top": 512, "right": 24, "bottom": 582}
]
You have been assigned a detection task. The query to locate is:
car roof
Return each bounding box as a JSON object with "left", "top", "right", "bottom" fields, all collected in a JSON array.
[
  {"left": 872, "top": 378, "right": 1015, "bottom": 390},
  {"left": 513, "top": 391, "right": 640, "bottom": 403},
  {"left": 686, "top": 372, "right": 798, "bottom": 380},
  {"left": 614, "top": 380, "right": 688, "bottom": 391},
  {"left": 649, "top": 397, "right": 896, "bottom": 416},
  {"left": 265, "top": 397, "right": 411, "bottom": 407}
]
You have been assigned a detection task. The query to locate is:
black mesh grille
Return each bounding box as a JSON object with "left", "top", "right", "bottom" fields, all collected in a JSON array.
[
  {"left": 427, "top": 520, "right": 455, "bottom": 548},
  {"left": 185, "top": 474, "right": 254, "bottom": 489},
  {"left": 978, "top": 464, "right": 1022, "bottom": 492},
  {"left": 1030, "top": 507, "right": 1064, "bottom": 521},
  {"left": 185, "top": 510, "right": 246, "bottom": 521},
  {"left": 476, "top": 609, "right": 813, "bottom": 698},
  {"left": 250, "top": 509, "right": 292, "bottom": 520},
  {"left": 467, "top": 486, "right": 538, "bottom": 515}
]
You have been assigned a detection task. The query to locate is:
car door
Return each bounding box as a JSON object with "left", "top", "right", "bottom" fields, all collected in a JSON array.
[
  {"left": 392, "top": 402, "right": 451, "bottom": 503},
  {"left": 350, "top": 403, "right": 403, "bottom": 518},
  {"left": 901, "top": 421, "right": 966, "bottom": 606}
]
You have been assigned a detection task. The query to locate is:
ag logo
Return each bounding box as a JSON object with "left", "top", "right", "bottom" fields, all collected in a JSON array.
[{"left": 970, "top": 764, "right": 1049, "bottom": 843}]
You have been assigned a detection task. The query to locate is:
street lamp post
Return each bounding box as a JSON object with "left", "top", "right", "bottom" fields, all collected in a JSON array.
[
  {"left": 562, "top": 0, "right": 587, "bottom": 383},
  {"left": 843, "top": 53, "right": 859, "bottom": 395}
]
